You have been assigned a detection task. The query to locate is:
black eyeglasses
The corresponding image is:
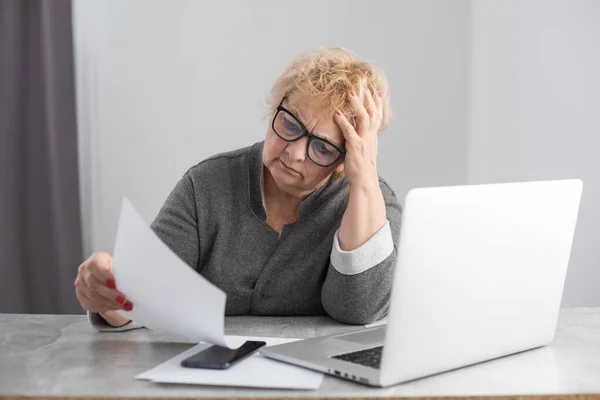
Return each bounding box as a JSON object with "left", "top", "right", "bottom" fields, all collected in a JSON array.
[{"left": 272, "top": 98, "right": 346, "bottom": 167}]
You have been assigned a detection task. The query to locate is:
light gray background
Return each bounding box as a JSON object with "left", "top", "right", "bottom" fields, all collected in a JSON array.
[
  {"left": 467, "top": 1, "right": 600, "bottom": 306},
  {"left": 73, "top": 0, "right": 599, "bottom": 306}
]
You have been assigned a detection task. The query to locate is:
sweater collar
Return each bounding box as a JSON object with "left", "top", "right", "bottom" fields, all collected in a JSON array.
[{"left": 247, "top": 141, "right": 346, "bottom": 222}]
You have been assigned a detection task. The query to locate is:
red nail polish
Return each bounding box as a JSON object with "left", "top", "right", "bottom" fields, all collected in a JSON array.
[
  {"left": 123, "top": 302, "right": 133, "bottom": 312},
  {"left": 378, "top": 91, "right": 382, "bottom": 97},
  {"left": 106, "top": 279, "right": 116, "bottom": 289},
  {"left": 336, "top": 110, "right": 341, "bottom": 116},
  {"left": 116, "top": 296, "right": 125, "bottom": 304}
]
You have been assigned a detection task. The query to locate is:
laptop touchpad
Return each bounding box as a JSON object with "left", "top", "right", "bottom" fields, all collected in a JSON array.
[{"left": 334, "top": 327, "right": 386, "bottom": 345}]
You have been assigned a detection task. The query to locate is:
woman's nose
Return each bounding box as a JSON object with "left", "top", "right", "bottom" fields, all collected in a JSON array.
[{"left": 285, "top": 138, "right": 308, "bottom": 162}]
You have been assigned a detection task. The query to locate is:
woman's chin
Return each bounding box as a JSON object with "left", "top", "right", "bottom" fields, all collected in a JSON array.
[{"left": 274, "top": 168, "right": 301, "bottom": 186}]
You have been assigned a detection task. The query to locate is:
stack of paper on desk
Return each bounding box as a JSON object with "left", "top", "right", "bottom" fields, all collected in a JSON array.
[{"left": 136, "top": 335, "right": 324, "bottom": 389}]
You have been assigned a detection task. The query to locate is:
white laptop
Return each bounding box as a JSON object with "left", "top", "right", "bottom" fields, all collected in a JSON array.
[{"left": 260, "top": 179, "right": 583, "bottom": 387}]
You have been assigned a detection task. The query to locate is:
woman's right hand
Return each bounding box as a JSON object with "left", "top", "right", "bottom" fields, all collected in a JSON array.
[{"left": 75, "top": 252, "right": 134, "bottom": 325}]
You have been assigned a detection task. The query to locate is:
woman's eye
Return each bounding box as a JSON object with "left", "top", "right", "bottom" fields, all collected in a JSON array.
[
  {"left": 315, "top": 141, "right": 332, "bottom": 154},
  {"left": 283, "top": 117, "right": 301, "bottom": 133}
]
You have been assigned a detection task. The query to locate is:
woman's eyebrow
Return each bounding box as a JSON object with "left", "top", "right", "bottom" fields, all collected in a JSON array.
[
  {"left": 313, "top": 132, "right": 341, "bottom": 147},
  {"left": 287, "top": 103, "right": 342, "bottom": 148},
  {"left": 287, "top": 105, "right": 307, "bottom": 125}
]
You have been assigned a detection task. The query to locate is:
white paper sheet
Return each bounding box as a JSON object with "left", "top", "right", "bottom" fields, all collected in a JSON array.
[
  {"left": 136, "top": 335, "right": 324, "bottom": 389},
  {"left": 112, "top": 197, "right": 244, "bottom": 348},
  {"left": 365, "top": 318, "right": 387, "bottom": 328}
]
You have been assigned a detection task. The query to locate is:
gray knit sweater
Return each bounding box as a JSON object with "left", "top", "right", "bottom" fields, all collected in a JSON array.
[{"left": 89, "top": 142, "right": 402, "bottom": 329}]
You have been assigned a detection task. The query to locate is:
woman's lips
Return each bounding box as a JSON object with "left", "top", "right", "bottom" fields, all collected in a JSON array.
[{"left": 279, "top": 159, "right": 300, "bottom": 175}]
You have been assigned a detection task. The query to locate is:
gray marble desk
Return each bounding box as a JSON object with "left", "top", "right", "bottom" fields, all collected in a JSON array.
[{"left": 1, "top": 308, "right": 600, "bottom": 399}]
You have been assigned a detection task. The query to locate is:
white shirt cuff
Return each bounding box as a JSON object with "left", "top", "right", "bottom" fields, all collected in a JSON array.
[
  {"left": 88, "top": 311, "right": 145, "bottom": 332},
  {"left": 330, "top": 220, "right": 394, "bottom": 275}
]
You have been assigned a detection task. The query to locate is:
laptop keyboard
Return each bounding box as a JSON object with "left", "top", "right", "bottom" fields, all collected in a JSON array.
[{"left": 332, "top": 346, "right": 383, "bottom": 369}]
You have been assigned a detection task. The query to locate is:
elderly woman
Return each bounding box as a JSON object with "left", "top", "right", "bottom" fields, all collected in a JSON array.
[{"left": 75, "top": 47, "right": 402, "bottom": 329}]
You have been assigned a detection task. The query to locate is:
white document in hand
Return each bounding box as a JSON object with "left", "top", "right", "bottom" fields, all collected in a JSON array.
[
  {"left": 112, "top": 197, "right": 244, "bottom": 348},
  {"left": 136, "top": 336, "right": 324, "bottom": 390}
]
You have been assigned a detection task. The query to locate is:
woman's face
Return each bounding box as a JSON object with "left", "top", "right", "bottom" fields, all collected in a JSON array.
[{"left": 263, "top": 92, "right": 345, "bottom": 198}]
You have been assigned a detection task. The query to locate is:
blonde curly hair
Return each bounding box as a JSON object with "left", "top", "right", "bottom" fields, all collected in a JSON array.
[{"left": 268, "top": 47, "right": 391, "bottom": 134}]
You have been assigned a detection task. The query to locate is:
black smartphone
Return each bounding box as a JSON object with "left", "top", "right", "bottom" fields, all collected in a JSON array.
[{"left": 180, "top": 340, "right": 266, "bottom": 370}]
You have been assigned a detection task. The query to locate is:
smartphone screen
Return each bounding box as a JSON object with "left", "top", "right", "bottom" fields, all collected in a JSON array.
[{"left": 180, "top": 341, "right": 266, "bottom": 369}]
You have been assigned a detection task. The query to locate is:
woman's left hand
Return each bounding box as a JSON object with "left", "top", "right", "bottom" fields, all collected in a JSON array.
[{"left": 334, "top": 85, "right": 383, "bottom": 190}]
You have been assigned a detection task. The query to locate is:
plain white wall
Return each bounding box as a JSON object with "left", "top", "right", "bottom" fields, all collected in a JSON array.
[
  {"left": 73, "top": 0, "right": 471, "bottom": 254},
  {"left": 468, "top": 0, "right": 600, "bottom": 306}
]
